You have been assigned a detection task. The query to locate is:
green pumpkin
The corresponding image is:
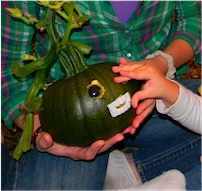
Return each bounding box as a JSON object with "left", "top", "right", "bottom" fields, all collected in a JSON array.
[{"left": 39, "top": 62, "right": 141, "bottom": 146}]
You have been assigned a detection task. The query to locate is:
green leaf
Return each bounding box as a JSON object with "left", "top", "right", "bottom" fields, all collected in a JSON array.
[{"left": 5, "top": 7, "right": 23, "bottom": 18}]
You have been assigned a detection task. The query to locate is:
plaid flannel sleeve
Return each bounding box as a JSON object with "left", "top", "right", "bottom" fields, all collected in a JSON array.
[
  {"left": 1, "top": 1, "right": 39, "bottom": 129},
  {"left": 169, "top": 1, "right": 201, "bottom": 64}
]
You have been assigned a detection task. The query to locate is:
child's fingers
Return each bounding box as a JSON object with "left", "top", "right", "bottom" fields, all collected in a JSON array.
[
  {"left": 131, "top": 91, "right": 144, "bottom": 108},
  {"left": 112, "top": 58, "right": 131, "bottom": 73},
  {"left": 119, "top": 69, "right": 149, "bottom": 81},
  {"left": 118, "top": 57, "right": 130, "bottom": 65},
  {"left": 112, "top": 65, "right": 121, "bottom": 73},
  {"left": 114, "top": 75, "right": 131, "bottom": 83},
  {"left": 113, "top": 65, "right": 148, "bottom": 83},
  {"left": 113, "top": 60, "right": 145, "bottom": 73},
  {"left": 132, "top": 99, "right": 155, "bottom": 128},
  {"left": 131, "top": 90, "right": 151, "bottom": 108},
  {"left": 135, "top": 98, "right": 155, "bottom": 116}
]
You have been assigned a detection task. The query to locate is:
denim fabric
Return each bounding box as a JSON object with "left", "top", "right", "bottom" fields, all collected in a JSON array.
[
  {"left": 124, "top": 79, "right": 201, "bottom": 190},
  {"left": 1, "top": 144, "right": 11, "bottom": 188},
  {"left": 184, "top": 163, "right": 201, "bottom": 190},
  {"left": 3, "top": 147, "right": 108, "bottom": 190}
]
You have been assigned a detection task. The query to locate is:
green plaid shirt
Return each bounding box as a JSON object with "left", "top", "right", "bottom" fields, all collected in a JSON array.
[{"left": 2, "top": 1, "right": 201, "bottom": 129}]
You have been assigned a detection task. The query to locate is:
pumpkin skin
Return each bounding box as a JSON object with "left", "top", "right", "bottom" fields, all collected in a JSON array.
[{"left": 39, "top": 62, "right": 141, "bottom": 146}]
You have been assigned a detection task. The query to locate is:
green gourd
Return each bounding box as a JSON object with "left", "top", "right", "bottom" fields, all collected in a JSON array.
[{"left": 39, "top": 62, "right": 141, "bottom": 146}]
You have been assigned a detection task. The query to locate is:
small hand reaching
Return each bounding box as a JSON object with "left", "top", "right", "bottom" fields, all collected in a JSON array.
[{"left": 112, "top": 57, "right": 178, "bottom": 129}]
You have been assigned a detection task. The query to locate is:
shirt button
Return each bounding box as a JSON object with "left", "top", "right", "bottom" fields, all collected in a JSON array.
[
  {"left": 124, "top": 30, "right": 130, "bottom": 34},
  {"left": 126, "top": 52, "right": 131, "bottom": 58}
]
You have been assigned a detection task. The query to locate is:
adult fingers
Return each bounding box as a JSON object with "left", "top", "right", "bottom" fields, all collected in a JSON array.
[
  {"left": 37, "top": 135, "right": 104, "bottom": 161},
  {"left": 36, "top": 132, "right": 123, "bottom": 161},
  {"left": 98, "top": 133, "right": 125, "bottom": 154},
  {"left": 36, "top": 132, "right": 54, "bottom": 152}
]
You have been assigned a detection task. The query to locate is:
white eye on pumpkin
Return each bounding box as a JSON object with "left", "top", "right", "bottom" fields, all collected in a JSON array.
[{"left": 87, "top": 80, "right": 106, "bottom": 98}]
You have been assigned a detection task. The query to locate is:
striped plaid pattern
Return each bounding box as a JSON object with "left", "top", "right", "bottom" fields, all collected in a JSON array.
[{"left": 1, "top": 1, "right": 201, "bottom": 129}]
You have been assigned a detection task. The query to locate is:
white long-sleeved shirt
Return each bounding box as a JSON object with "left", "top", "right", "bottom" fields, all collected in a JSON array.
[{"left": 156, "top": 82, "right": 202, "bottom": 135}]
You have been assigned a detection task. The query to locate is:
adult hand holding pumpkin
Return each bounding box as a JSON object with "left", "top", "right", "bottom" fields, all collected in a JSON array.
[
  {"left": 15, "top": 113, "right": 134, "bottom": 160},
  {"left": 35, "top": 124, "right": 134, "bottom": 161}
]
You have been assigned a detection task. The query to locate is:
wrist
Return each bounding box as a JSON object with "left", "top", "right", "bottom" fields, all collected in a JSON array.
[
  {"left": 152, "top": 55, "right": 168, "bottom": 75},
  {"left": 14, "top": 114, "right": 25, "bottom": 130},
  {"left": 146, "top": 50, "right": 176, "bottom": 79},
  {"left": 14, "top": 112, "right": 41, "bottom": 132},
  {"left": 161, "top": 80, "right": 179, "bottom": 108}
]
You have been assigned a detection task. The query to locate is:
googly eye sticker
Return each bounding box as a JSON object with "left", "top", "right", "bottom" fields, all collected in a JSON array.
[{"left": 87, "top": 80, "right": 106, "bottom": 98}]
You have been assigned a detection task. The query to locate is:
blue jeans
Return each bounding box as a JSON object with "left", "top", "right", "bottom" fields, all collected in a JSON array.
[
  {"left": 124, "top": 79, "right": 201, "bottom": 190},
  {"left": 2, "top": 79, "right": 201, "bottom": 190},
  {"left": 2, "top": 147, "right": 108, "bottom": 190},
  {"left": 1, "top": 144, "right": 11, "bottom": 188}
]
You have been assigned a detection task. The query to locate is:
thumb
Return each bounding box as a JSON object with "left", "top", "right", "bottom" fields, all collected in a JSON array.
[
  {"left": 36, "top": 132, "right": 54, "bottom": 151},
  {"left": 131, "top": 90, "right": 148, "bottom": 108}
]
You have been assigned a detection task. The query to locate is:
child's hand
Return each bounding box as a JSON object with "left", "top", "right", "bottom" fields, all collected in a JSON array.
[{"left": 112, "top": 57, "right": 179, "bottom": 110}]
